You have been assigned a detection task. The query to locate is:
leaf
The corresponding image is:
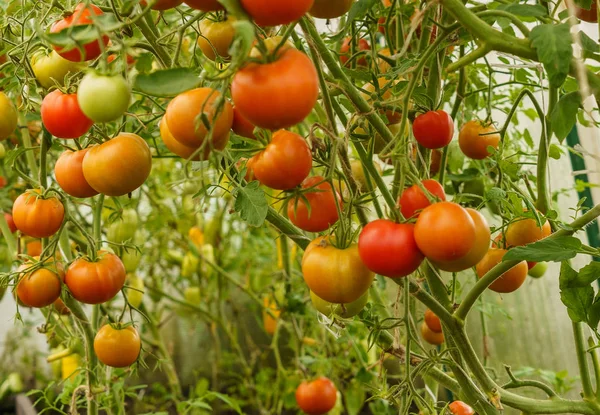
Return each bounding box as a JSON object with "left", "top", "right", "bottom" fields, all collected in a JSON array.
[
  {"left": 573, "top": 262, "right": 600, "bottom": 287},
  {"left": 561, "top": 286, "right": 594, "bottom": 323},
  {"left": 345, "top": 380, "right": 366, "bottom": 415},
  {"left": 496, "top": 3, "right": 548, "bottom": 17},
  {"left": 550, "top": 92, "right": 582, "bottom": 142},
  {"left": 503, "top": 236, "right": 583, "bottom": 262},
  {"left": 575, "top": 0, "right": 593, "bottom": 10},
  {"left": 580, "top": 31, "right": 600, "bottom": 54},
  {"left": 549, "top": 143, "right": 563, "bottom": 160},
  {"left": 233, "top": 181, "right": 268, "bottom": 227},
  {"left": 486, "top": 187, "right": 507, "bottom": 202},
  {"left": 133, "top": 68, "right": 202, "bottom": 97},
  {"left": 447, "top": 168, "right": 481, "bottom": 182},
  {"left": 559, "top": 261, "right": 579, "bottom": 289},
  {"left": 204, "top": 392, "right": 243, "bottom": 415},
  {"left": 588, "top": 299, "right": 600, "bottom": 329},
  {"left": 529, "top": 24, "right": 573, "bottom": 87}
]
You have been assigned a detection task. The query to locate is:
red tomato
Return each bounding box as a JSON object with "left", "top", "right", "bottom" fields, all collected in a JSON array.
[
  {"left": 424, "top": 309, "right": 442, "bottom": 333},
  {"left": 476, "top": 248, "right": 528, "bottom": 293},
  {"left": 65, "top": 251, "right": 126, "bottom": 304},
  {"left": 232, "top": 48, "right": 318, "bottom": 130},
  {"left": 16, "top": 259, "right": 63, "bottom": 308},
  {"left": 4, "top": 213, "right": 16, "bottom": 233},
  {"left": 340, "top": 37, "right": 370, "bottom": 66},
  {"left": 449, "top": 401, "right": 475, "bottom": 415},
  {"left": 288, "top": 176, "right": 341, "bottom": 232},
  {"left": 414, "top": 202, "right": 476, "bottom": 263},
  {"left": 232, "top": 106, "right": 256, "bottom": 139},
  {"left": 358, "top": 220, "right": 424, "bottom": 278},
  {"left": 295, "top": 377, "right": 338, "bottom": 415},
  {"left": 94, "top": 325, "right": 141, "bottom": 368},
  {"left": 50, "top": 3, "right": 110, "bottom": 62},
  {"left": 55, "top": 149, "right": 99, "bottom": 198},
  {"left": 12, "top": 190, "right": 65, "bottom": 238},
  {"left": 576, "top": 2, "right": 598, "bottom": 22},
  {"left": 412, "top": 110, "right": 454, "bottom": 149},
  {"left": 0, "top": 177, "right": 6, "bottom": 189},
  {"left": 398, "top": 179, "right": 446, "bottom": 219},
  {"left": 239, "top": 0, "right": 314, "bottom": 26},
  {"left": 250, "top": 130, "right": 312, "bottom": 190},
  {"left": 184, "top": 0, "right": 224, "bottom": 11},
  {"left": 41, "top": 90, "right": 93, "bottom": 139}
]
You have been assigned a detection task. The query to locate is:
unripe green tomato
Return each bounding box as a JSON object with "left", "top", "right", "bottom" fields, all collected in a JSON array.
[
  {"left": 200, "top": 244, "right": 215, "bottom": 277},
  {"left": 0, "top": 142, "right": 6, "bottom": 159},
  {"left": 122, "top": 248, "right": 142, "bottom": 272},
  {"left": 30, "top": 50, "right": 83, "bottom": 89},
  {"left": 125, "top": 274, "right": 145, "bottom": 308},
  {"left": 528, "top": 262, "right": 548, "bottom": 279},
  {"left": 181, "top": 251, "right": 199, "bottom": 279},
  {"left": 184, "top": 286, "right": 201, "bottom": 305},
  {"left": 77, "top": 72, "right": 131, "bottom": 122},
  {"left": 310, "top": 290, "right": 368, "bottom": 318},
  {"left": 106, "top": 209, "right": 138, "bottom": 243}
]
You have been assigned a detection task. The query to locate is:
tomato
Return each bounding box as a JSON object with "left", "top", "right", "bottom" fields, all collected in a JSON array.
[
  {"left": 398, "top": 179, "right": 446, "bottom": 219},
  {"left": 184, "top": 0, "right": 224, "bottom": 11},
  {"left": 82, "top": 133, "right": 152, "bottom": 196},
  {"left": 414, "top": 202, "right": 476, "bottom": 263},
  {"left": 0, "top": 92, "right": 18, "bottom": 140},
  {"left": 340, "top": 37, "right": 370, "bottom": 66},
  {"left": 449, "top": 401, "right": 475, "bottom": 415},
  {"left": 310, "top": 290, "right": 368, "bottom": 318},
  {"left": 189, "top": 226, "right": 205, "bottom": 248},
  {"left": 310, "top": 0, "right": 354, "bottom": 18},
  {"left": 263, "top": 295, "right": 281, "bottom": 335},
  {"left": 295, "top": 377, "right": 338, "bottom": 415},
  {"left": 12, "top": 190, "right": 65, "bottom": 238},
  {"left": 458, "top": 120, "right": 501, "bottom": 160},
  {"left": 16, "top": 259, "right": 63, "bottom": 308},
  {"left": 528, "top": 262, "right": 548, "bottom": 279},
  {"left": 4, "top": 213, "right": 17, "bottom": 233},
  {"left": 41, "top": 90, "right": 93, "bottom": 139},
  {"left": 302, "top": 236, "right": 374, "bottom": 304},
  {"left": 165, "top": 87, "right": 233, "bottom": 149},
  {"left": 122, "top": 245, "right": 142, "bottom": 273},
  {"left": 184, "top": 286, "right": 201, "bottom": 305},
  {"left": 53, "top": 298, "right": 70, "bottom": 315},
  {"left": 576, "top": 1, "right": 598, "bottom": 22},
  {"left": 240, "top": 0, "right": 314, "bottom": 26},
  {"left": 250, "top": 130, "right": 312, "bottom": 190},
  {"left": 125, "top": 274, "right": 144, "bottom": 308},
  {"left": 26, "top": 239, "right": 42, "bottom": 257},
  {"left": 249, "top": 35, "right": 295, "bottom": 59},
  {"left": 358, "top": 220, "right": 424, "bottom": 278},
  {"left": 197, "top": 17, "right": 236, "bottom": 61},
  {"left": 142, "top": 0, "right": 183, "bottom": 10},
  {"left": 94, "top": 325, "right": 141, "bottom": 368},
  {"left": 476, "top": 248, "right": 528, "bottom": 293},
  {"left": 61, "top": 354, "right": 81, "bottom": 381},
  {"left": 55, "top": 149, "right": 99, "bottom": 198},
  {"left": 159, "top": 117, "right": 202, "bottom": 161},
  {"left": 106, "top": 53, "right": 136, "bottom": 66},
  {"left": 232, "top": 106, "right": 256, "bottom": 139},
  {"left": 77, "top": 73, "right": 131, "bottom": 122},
  {"left": 432, "top": 208, "right": 490, "bottom": 272},
  {"left": 232, "top": 48, "right": 318, "bottom": 130},
  {"left": 505, "top": 215, "right": 551, "bottom": 247},
  {"left": 361, "top": 78, "right": 400, "bottom": 124},
  {"left": 65, "top": 251, "right": 126, "bottom": 304},
  {"left": 0, "top": 177, "right": 6, "bottom": 189},
  {"left": 424, "top": 309, "right": 442, "bottom": 333},
  {"left": 412, "top": 110, "right": 454, "bottom": 149},
  {"left": 350, "top": 159, "right": 382, "bottom": 191},
  {"left": 106, "top": 209, "right": 138, "bottom": 243},
  {"left": 421, "top": 321, "right": 444, "bottom": 345},
  {"left": 181, "top": 251, "right": 200, "bottom": 278},
  {"left": 31, "top": 50, "right": 82, "bottom": 89},
  {"left": 50, "top": 3, "right": 109, "bottom": 62},
  {"left": 288, "top": 176, "right": 342, "bottom": 232}
]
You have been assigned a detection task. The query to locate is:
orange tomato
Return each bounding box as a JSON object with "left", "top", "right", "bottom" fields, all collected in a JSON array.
[
  {"left": 263, "top": 296, "right": 280, "bottom": 335},
  {"left": 424, "top": 309, "right": 442, "bottom": 333},
  {"left": 94, "top": 325, "right": 141, "bottom": 368},
  {"left": 159, "top": 117, "right": 201, "bottom": 161},
  {"left": 16, "top": 259, "right": 63, "bottom": 308},
  {"left": 231, "top": 106, "right": 256, "bottom": 139},
  {"left": 505, "top": 215, "right": 551, "bottom": 247},
  {"left": 12, "top": 190, "right": 65, "bottom": 238},
  {"left": 458, "top": 120, "right": 501, "bottom": 160},
  {"left": 65, "top": 251, "right": 126, "bottom": 304},
  {"left": 421, "top": 322, "right": 444, "bottom": 345},
  {"left": 55, "top": 149, "right": 99, "bottom": 198},
  {"left": 310, "top": 0, "right": 354, "bottom": 18},
  {"left": 476, "top": 248, "right": 528, "bottom": 293}
]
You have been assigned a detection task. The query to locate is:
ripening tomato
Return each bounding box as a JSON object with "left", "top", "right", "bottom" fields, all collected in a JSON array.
[
  {"left": 340, "top": 37, "right": 370, "bottom": 66},
  {"left": 296, "top": 377, "right": 338, "bottom": 415},
  {"left": 141, "top": 0, "right": 183, "bottom": 10},
  {"left": 50, "top": 3, "right": 110, "bottom": 62},
  {"left": 361, "top": 78, "right": 400, "bottom": 124},
  {"left": 576, "top": 1, "right": 598, "bottom": 22},
  {"left": 240, "top": 0, "right": 314, "bottom": 26},
  {"left": 4, "top": 213, "right": 16, "bottom": 233},
  {"left": 0, "top": 92, "right": 18, "bottom": 140},
  {"left": 106, "top": 53, "right": 136, "bottom": 66},
  {"left": 421, "top": 322, "right": 444, "bottom": 345},
  {"left": 449, "top": 401, "right": 475, "bottom": 415},
  {"left": 159, "top": 117, "right": 201, "bottom": 161},
  {"left": 41, "top": 90, "right": 93, "bottom": 139},
  {"left": 26, "top": 239, "right": 42, "bottom": 257},
  {"left": 55, "top": 149, "right": 99, "bottom": 198},
  {"left": 398, "top": 179, "right": 446, "bottom": 219},
  {"left": 77, "top": 73, "right": 131, "bottom": 122},
  {"left": 232, "top": 48, "right": 318, "bottom": 130},
  {"left": 424, "top": 309, "right": 442, "bottom": 333},
  {"left": 262, "top": 295, "right": 281, "bottom": 335},
  {"left": 94, "top": 325, "right": 141, "bottom": 368},
  {"left": 413, "top": 110, "right": 454, "bottom": 149},
  {"left": 250, "top": 130, "right": 312, "bottom": 190},
  {"left": 302, "top": 236, "right": 374, "bottom": 304},
  {"left": 505, "top": 215, "right": 551, "bottom": 247},
  {"left": 12, "top": 190, "right": 65, "bottom": 238},
  {"left": 232, "top": 106, "right": 256, "bottom": 139},
  {"left": 458, "top": 120, "right": 501, "bottom": 160},
  {"left": 288, "top": 176, "right": 342, "bottom": 232},
  {"left": 249, "top": 35, "right": 295, "bottom": 59},
  {"left": 30, "top": 50, "right": 83, "bottom": 89},
  {"left": 82, "top": 133, "right": 152, "bottom": 196},
  {"left": 310, "top": 0, "right": 354, "bottom": 18},
  {"left": 184, "top": 0, "right": 223, "bottom": 11},
  {"left": 197, "top": 17, "right": 236, "bottom": 61},
  {"left": 310, "top": 290, "right": 368, "bottom": 318},
  {"left": 165, "top": 87, "right": 233, "bottom": 149},
  {"left": 65, "top": 251, "right": 126, "bottom": 304},
  {"left": 16, "top": 259, "right": 63, "bottom": 308},
  {"left": 358, "top": 220, "right": 424, "bottom": 278},
  {"left": 476, "top": 248, "right": 528, "bottom": 293},
  {"left": 414, "top": 202, "right": 476, "bottom": 263}
]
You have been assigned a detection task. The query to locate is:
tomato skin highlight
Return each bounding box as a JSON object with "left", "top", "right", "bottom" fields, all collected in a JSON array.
[
  {"left": 476, "top": 248, "right": 528, "bottom": 293},
  {"left": 41, "top": 90, "right": 93, "bottom": 139},
  {"left": 398, "top": 179, "right": 446, "bottom": 219},
  {"left": 449, "top": 401, "right": 475, "bottom": 415},
  {"left": 458, "top": 120, "right": 501, "bottom": 160},
  {"left": 424, "top": 309, "right": 442, "bottom": 333},
  {"left": 65, "top": 251, "right": 126, "bottom": 304},
  {"left": 250, "top": 130, "right": 312, "bottom": 190},
  {"left": 94, "top": 325, "right": 141, "bottom": 368},
  {"left": 12, "top": 190, "right": 65, "bottom": 238},
  {"left": 55, "top": 149, "right": 99, "bottom": 198},
  {"left": 232, "top": 48, "right": 318, "bottom": 130},
  {"left": 412, "top": 110, "right": 454, "bottom": 149},
  {"left": 288, "top": 176, "right": 341, "bottom": 233},
  {"left": 240, "top": 0, "right": 314, "bottom": 26},
  {"left": 358, "top": 220, "right": 424, "bottom": 278},
  {"left": 295, "top": 377, "right": 338, "bottom": 415}
]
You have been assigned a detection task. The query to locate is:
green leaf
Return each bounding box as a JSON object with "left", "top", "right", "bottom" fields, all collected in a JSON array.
[
  {"left": 345, "top": 380, "right": 366, "bottom": 415},
  {"left": 561, "top": 286, "right": 594, "bottom": 323},
  {"left": 529, "top": 24, "right": 573, "bottom": 87},
  {"left": 496, "top": 3, "right": 548, "bottom": 17},
  {"left": 233, "top": 181, "right": 268, "bottom": 227},
  {"left": 588, "top": 299, "right": 600, "bottom": 329},
  {"left": 486, "top": 187, "right": 507, "bottom": 202},
  {"left": 550, "top": 92, "right": 582, "bottom": 142},
  {"left": 573, "top": 262, "right": 600, "bottom": 287},
  {"left": 133, "top": 68, "right": 202, "bottom": 97},
  {"left": 204, "top": 392, "right": 243, "bottom": 415},
  {"left": 549, "top": 144, "right": 563, "bottom": 160},
  {"left": 575, "top": 0, "right": 593, "bottom": 10},
  {"left": 503, "top": 236, "right": 582, "bottom": 262},
  {"left": 559, "top": 261, "right": 579, "bottom": 289},
  {"left": 580, "top": 31, "right": 599, "bottom": 54}
]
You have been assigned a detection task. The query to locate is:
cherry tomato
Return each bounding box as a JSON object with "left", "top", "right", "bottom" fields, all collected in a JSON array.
[
  {"left": 240, "top": 0, "right": 314, "bottom": 26},
  {"left": 576, "top": 2, "right": 598, "bottom": 22},
  {"left": 398, "top": 179, "right": 446, "bottom": 219},
  {"left": 476, "top": 248, "right": 528, "bottom": 293},
  {"left": 55, "top": 149, "right": 99, "bottom": 198},
  {"left": 232, "top": 48, "right": 318, "bottom": 130},
  {"left": 340, "top": 37, "right": 370, "bottom": 66},
  {"left": 12, "top": 190, "right": 65, "bottom": 238},
  {"left": 449, "top": 401, "right": 475, "bottom": 415},
  {"left": 0, "top": 92, "right": 18, "bottom": 140},
  {"left": 232, "top": 106, "right": 256, "bottom": 139},
  {"left": 288, "top": 176, "right": 342, "bottom": 232},
  {"left": 361, "top": 78, "right": 400, "bottom": 123},
  {"left": 41, "top": 90, "right": 93, "bottom": 139},
  {"left": 82, "top": 133, "right": 152, "bottom": 196},
  {"left": 424, "top": 309, "right": 442, "bottom": 333},
  {"left": 310, "top": 0, "right": 354, "bottom": 19},
  {"left": 528, "top": 262, "right": 548, "bottom": 279},
  {"left": 458, "top": 120, "right": 501, "bottom": 160},
  {"left": 125, "top": 275, "right": 144, "bottom": 309},
  {"left": 358, "top": 220, "right": 424, "bottom": 278},
  {"left": 413, "top": 110, "right": 454, "bottom": 149},
  {"left": 16, "top": 259, "right": 63, "bottom": 308},
  {"left": 262, "top": 295, "right": 281, "bottom": 335},
  {"left": 302, "top": 236, "right": 374, "bottom": 304},
  {"left": 295, "top": 377, "right": 338, "bottom": 415},
  {"left": 184, "top": 0, "right": 224, "bottom": 11},
  {"left": 94, "top": 325, "right": 141, "bottom": 368},
  {"left": 250, "top": 130, "right": 312, "bottom": 190},
  {"left": 30, "top": 50, "right": 83, "bottom": 89},
  {"left": 65, "top": 251, "right": 126, "bottom": 304},
  {"left": 77, "top": 73, "right": 131, "bottom": 122},
  {"left": 505, "top": 215, "right": 551, "bottom": 247},
  {"left": 50, "top": 3, "right": 109, "bottom": 62},
  {"left": 421, "top": 322, "right": 444, "bottom": 345},
  {"left": 159, "top": 117, "right": 202, "bottom": 160},
  {"left": 197, "top": 17, "right": 236, "bottom": 61},
  {"left": 310, "top": 290, "right": 368, "bottom": 318},
  {"left": 4, "top": 213, "right": 17, "bottom": 233},
  {"left": 414, "top": 202, "right": 476, "bottom": 263}
]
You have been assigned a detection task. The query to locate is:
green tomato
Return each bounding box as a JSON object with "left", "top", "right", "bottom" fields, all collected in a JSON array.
[
  {"left": 122, "top": 247, "right": 142, "bottom": 272},
  {"left": 77, "top": 72, "right": 131, "bottom": 122},
  {"left": 182, "top": 251, "right": 200, "bottom": 279},
  {"left": 125, "top": 274, "right": 145, "bottom": 308},
  {"left": 528, "top": 262, "right": 548, "bottom": 279},
  {"left": 31, "top": 50, "right": 83, "bottom": 89},
  {"left": 310, "top": 290, "right": 368, "bottom": 318},
  {"left": 184, "top": 286, "right": 201, "bottom": 305},
  {"left": 199, "top": 244, "right": 215, "bottom": 277},
  {"left": 0, "top": 92, "right": 17, "bottom": 141},
  {"left": 0, "top": 142, "right": 6, "bottom": 159},
  {"left": 106, "top": 208, "right": 138, "bottom": 243}
]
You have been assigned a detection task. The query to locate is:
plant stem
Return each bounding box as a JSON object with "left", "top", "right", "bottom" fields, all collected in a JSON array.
[
  {"left": 19, "top": 114, "right": 39, "bottom": 180},
  {"left": 0, "top": 214, "right": 17, "bottom": 258},
  {"left": 588, "top": 336, "right": 600, "bottom": 400},
  {"left": 135, "top": 17, "right": 171, "bottom": 68},
  {"left": 573, "top": 322, "right": 595, "bottom": 399},
  {"left": 537, "top": 87, "right": 557, "bottom": 214},
  {"left": 265, "top": 207, "right": 311, "bottom": 250}
]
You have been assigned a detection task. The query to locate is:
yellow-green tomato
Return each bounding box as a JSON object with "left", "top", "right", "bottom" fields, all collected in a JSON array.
[
  {"left": 310, "top": 290, "right": 368, "bottom": 318},
  {"left": 31, "top": 50, "right": 83, "bottom": 89},
  {"left": 528, "top": 262, "right": 548, "bottom": 279},
  {"left": 0, "top": 92, "right": 17, "bottom": 140},
  {"left": 197, "top": 17, "right": 237, "bottom": 61},
  {"left": 125, "top": 274, "right": 144, "bottom": 308},
  {"left": 106, "top": 209, "right": 138, "bottom": 243},
  {"left": 122, "top": 247, "right": 142, "bottom": 273},
  {"left": 77, "top": 72, "right": 131, "bottom": 122},
  {"left": 350, "top": 159, "right": 381, "bottom": 191},
  {"left": 200, "top": 243, "right": 215, "bottom": 276},
  {"left": 181, "top": 251, "right": 200, "bottom": 279},
  {"left": 184, "top": 286, "right": 201, "bottom": 305}
]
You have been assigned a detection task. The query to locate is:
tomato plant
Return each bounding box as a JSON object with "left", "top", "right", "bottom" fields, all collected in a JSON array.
[
  {"left": 476, "top": 248, "right": 528, "bottom": 293},
  {"left": 424, "top": 309, "right": 442, "bottom": 333},
  {"left": 340, "top": 37, "right": 370, "bottom": 66},
  {"left": 421, "top": 322, "right": 444, "bottom": 345}
]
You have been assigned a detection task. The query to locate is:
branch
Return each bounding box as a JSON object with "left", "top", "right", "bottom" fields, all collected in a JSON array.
[{"left": 502, "top": 365, "right": 558, "bottom": 398}]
